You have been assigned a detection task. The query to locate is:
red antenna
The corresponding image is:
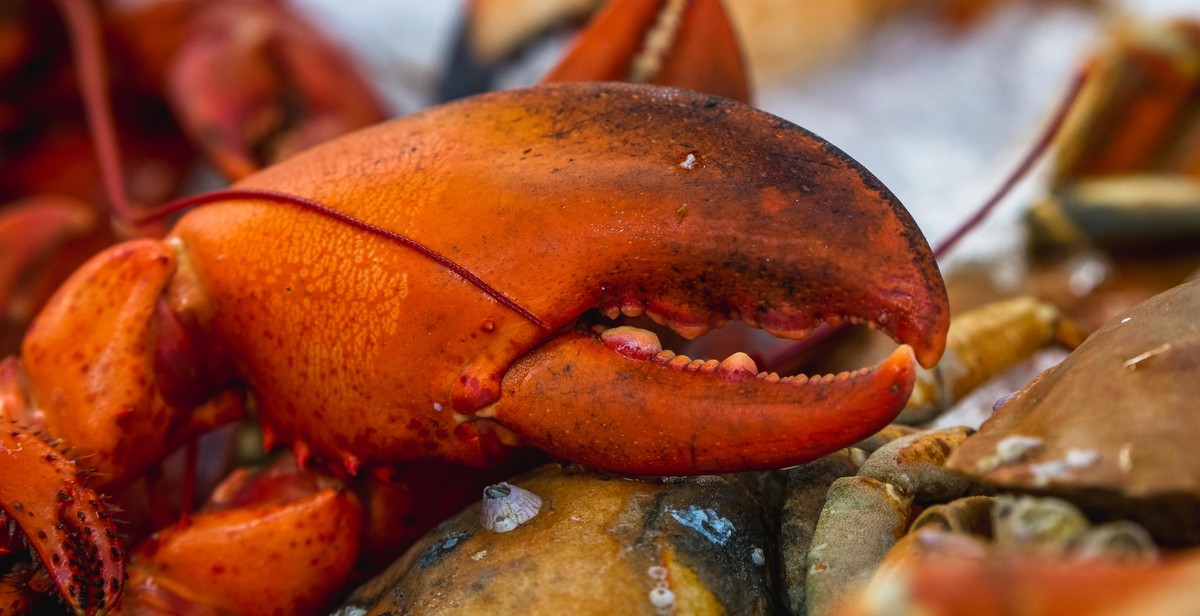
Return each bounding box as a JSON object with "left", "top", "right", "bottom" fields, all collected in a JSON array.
[
  {"left": 933, "top": 67, "right": 1088, "bottom": 259},
  {"left": 53, "top": 0, "right": 135, "bottom": 226}
]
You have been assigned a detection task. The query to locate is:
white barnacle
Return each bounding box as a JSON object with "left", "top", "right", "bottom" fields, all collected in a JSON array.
[
  {"left": 649, "top": 587, "right": 676, "bottom": 611},
  {"left": 480, "top": 482, "right": 542, "bottom": 533}
]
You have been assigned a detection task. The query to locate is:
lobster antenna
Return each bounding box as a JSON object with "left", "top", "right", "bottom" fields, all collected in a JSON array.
[
  {"left": 53, "top": 0, "right": 134, "bottom": 226},
  {"left": 932, "top": 67, "right": 1088, "bottom": 259},
  {"left": 136, "top": 189, "right": 552, "bottom": 330}
]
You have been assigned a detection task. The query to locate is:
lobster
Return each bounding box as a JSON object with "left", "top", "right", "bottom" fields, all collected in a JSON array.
[{"left": 0, "top": 80, "right": 950, "bottom": 613}]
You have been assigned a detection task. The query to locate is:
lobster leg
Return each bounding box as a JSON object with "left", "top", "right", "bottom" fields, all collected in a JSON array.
[{"left": 0, "top": 424, "right": 122, "bottom": 616}]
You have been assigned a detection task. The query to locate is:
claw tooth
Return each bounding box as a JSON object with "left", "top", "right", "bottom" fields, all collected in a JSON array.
[
  {"left": 600, "top": 326, "right": 662, "bottom": 360},
  {"left": 655, "top": 350, "right": 677, "bottom": 362},
  {"left": 672, "top": 322, "right": 710, "bottom": 340},
  {"left": 699, "top": 359, "right": 720, "bottom": 374},
  {"left": 718, "top": 352, "right": 758, "bottom": 381},
  {"left": 603, "top": 306, "right": 621, "bottom": 319},
  {"left": 620, "top": 301, "right": 644, "bottom": 317},
  {"left": 669, "top": 355, "right": 692, "bottom": 368},
  {"left": 686, "top": 359, "right": 706, "bottom": 372}
]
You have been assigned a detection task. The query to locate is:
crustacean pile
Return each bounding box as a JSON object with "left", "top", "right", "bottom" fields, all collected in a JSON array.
[{"left": 2, "top": 1, "right": 1199, "bottom": 615}]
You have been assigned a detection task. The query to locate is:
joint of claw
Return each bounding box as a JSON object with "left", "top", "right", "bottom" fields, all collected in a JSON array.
[{"left": 598, "top": 325, "right": 870, "bottom": 384}]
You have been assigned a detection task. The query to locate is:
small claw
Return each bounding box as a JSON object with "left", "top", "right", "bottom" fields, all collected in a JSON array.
[
  {"left": 543, "top": 0, "right": 751, "bottom": 103},
  {"left": 122, "top": 459, "right": 362, "bottom": 616},
  {"left": 486, "top": 331, "right": 915, "bottom": 474},
  {"left": 0, "top": 423, "right": 123, "bottom": 616},
  {"left": 165, "top": 1, "right": 387, "bottom": 179}
]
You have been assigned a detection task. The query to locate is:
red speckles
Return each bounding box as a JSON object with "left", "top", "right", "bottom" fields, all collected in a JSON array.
[
  {"left": 212, "top": 564, "right": 225, "bottom": 575},
  {"left": 113, "top": 405, "right": 135, "bottom": 429}
]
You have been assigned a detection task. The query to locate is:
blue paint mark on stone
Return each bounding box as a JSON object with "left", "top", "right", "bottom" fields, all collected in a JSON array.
[{"left": 668, "top": 505, "right": 734, "bottom": 545}]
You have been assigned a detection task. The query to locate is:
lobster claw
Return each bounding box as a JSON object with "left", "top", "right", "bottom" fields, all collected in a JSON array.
[
  {"left": 207, "top": 82, "right": 948, "bottom": 475},
  {"left": 542, "top": 0, "right": 751, "bottom": 103},
  {"left": 165, "top": 1, "right": 387, "bottom": 179}
]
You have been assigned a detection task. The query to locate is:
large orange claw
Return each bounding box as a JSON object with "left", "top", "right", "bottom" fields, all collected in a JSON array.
[
  {"left": 171, "top": 82, "right": 947, "bottom": 474},
  {"left": 0, "top": 423, "right": 123, "bottom": 616},
  {"left": 542, "top": 0, "right": 751, "bottom": 103}
]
